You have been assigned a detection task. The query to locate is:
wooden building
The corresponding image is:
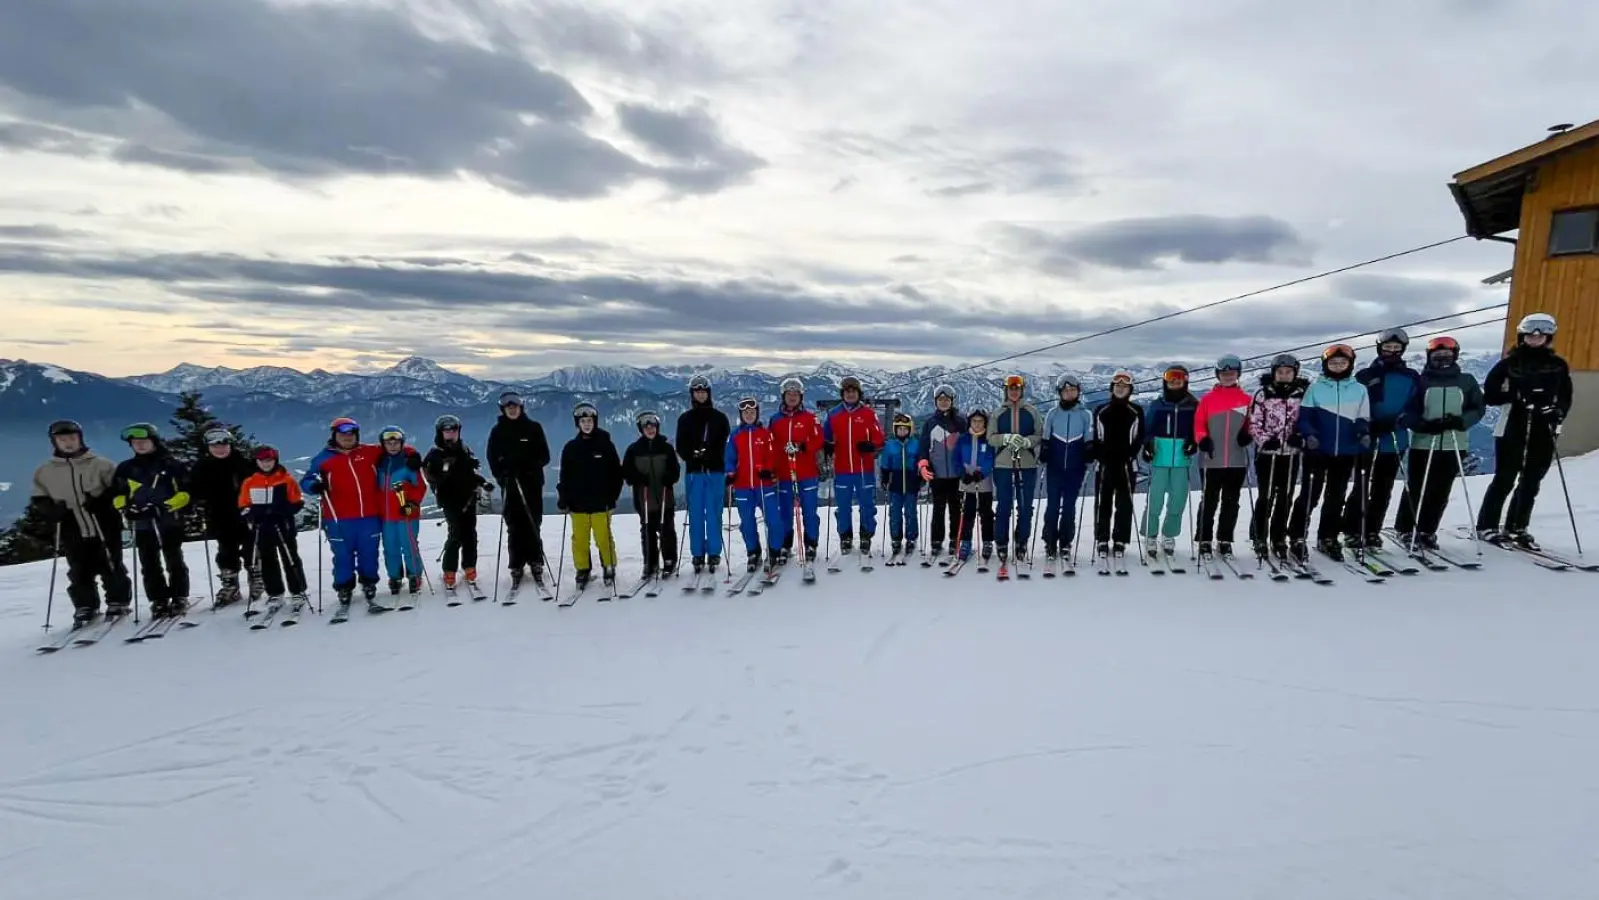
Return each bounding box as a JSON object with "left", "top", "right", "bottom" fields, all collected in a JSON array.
[{"left": 1451, "top": 119, "right": 1599, "bottom": 454}]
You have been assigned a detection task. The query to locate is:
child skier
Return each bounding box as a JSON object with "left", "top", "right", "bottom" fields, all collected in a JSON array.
[
  {"left": 769, "top": 377, "right": 823, "bottom": 564},
  {"left": 375, "top": 425, "right": 427, "bottom": 596},
  {"left": 822, "top": 375, "right": 884, "bottom": 556},
  {"left": 1141, "top": 365, "right": 1199, "bottom": 560},
  {"left": 622, "top": 411, "right": 681, "bottom": 578},
  {"left": 423, "top": 414, "right": 492, "bottom": 595},
  {"left": 188, "top": 424, "right": 257, "bottom": 606},
  {"left": 301, "top": 417, "right": 386, "bottom": 610},
  {"left": 675, "top": 375, "right": 731, "bottom": 575},
  {"left": 916, "top": 383, "right": 967, "bottom": 561},
  {"left": 238, "top": 445, "right": 309, "bottom": 614},
  {"left": 1040, "top": 374, "right": 1092, "bottom": 563},
  {"left": 110, "top": 423, "right": 193, "bottom": 618},
  {"left": 1245, "top": 354, "right": 1309, "bottom": 561},
  {"left": 1476, "top": 313, "right": 1573, "bottom": 550},
  {"left": 879, "top": 412, "right": 921, "bottom": 564},
  {"left": 949, "top": 408, "right": 997, "bottom": 563},
  {"left": 726, "top": 397, "right": 784, "bottom": 573},
  {"left": 1346, "top": 328, "right": 1421, "bottom": 550},
  {"left": 28, "top": 419, "right": 134, "bottom": 625},
  {"left": 557, "top": 402, "right": 624, "bottom": 589},
  {"left": 486, "top": 391, "right": 551, "bottom": 591},
  {"left": 1193, "top": 355, "right": 1253, "bottom": 559},
  {"left": 1295, "top": 345, "right": 1372, "bottom": 562},
  {"left": 1393, "top": 336, "right": 1485, "bottom": 551},
  {"left": 1091, "top": 371, "right": 1144, "bottom": 562},
  {"left": 989, "top": 374, "right": 1042, "bottom": 563}
]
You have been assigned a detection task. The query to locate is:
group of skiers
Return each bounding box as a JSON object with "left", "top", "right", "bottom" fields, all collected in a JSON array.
[{"left": 26, "top": 313, "right": 1575, "bottom": 623}]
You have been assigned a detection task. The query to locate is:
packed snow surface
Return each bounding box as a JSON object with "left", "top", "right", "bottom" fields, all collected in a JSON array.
[{"left": 4, "top": 458, "right": 1599, "bottom": 898}]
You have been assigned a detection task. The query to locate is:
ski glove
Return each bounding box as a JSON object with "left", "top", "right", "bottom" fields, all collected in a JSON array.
[
  {"left": 879, "top": 472, "right": 890, "bottom": 489},
  {"left": 1140, "top": 444, "right": 1154, "bottom": 462},
  {"left": 1182, "top": 439, "right": 1198, "bottom": 456},
  {"left": 1260, "top": 438, "right": 1283, "bottom": 453},
  {"left": 1082, "top": 441, "right": 1098, "bottom": 463},
  {"left": 1286, "top": 433, "right": 1305, "bottom": 449},
  {"left": 855, "top": 440, "right": 875, "bottom": 455},
  {"left": 821, "top": 441, "right": 835, "bottom": 456},
  {"left": 406, "top": 452, "right": 422, "bottom": 471},
  {"left": 918, "top": 459, "right": 934, "bottom": 482},
  {"left": 1440, "top": 414, "right": 1466, "bottom": 431},
  {"left": 1197, "top": 437, "right": 1215, "bottom": 456},
  {"left": 1357, "top": 434, "right": 1372, "bottom": 451},
  {"left": 961, "top": 470, "right": 983, "bottom": 484},
  {"left": 724, "top": 472, "right": 736, "bottom": 485},
  {"left": 1300, "top": 434, "right": 1319, "bottom": 452},
  {"left": 784, "top": 441, "right": 802, "bottom": 455},
  {"left": 1236, "top": 430, "right": 1253, "bottom": 447},
  {"left": 758, "top": 469, "right": 775, "bottom": 481}
]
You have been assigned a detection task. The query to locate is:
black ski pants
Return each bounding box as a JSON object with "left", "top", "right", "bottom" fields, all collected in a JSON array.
[
  {"left": 501, "top": 474, "right": 544, "bottom": 573},
  {"left": 1394, "top": 447, "right": 1462, "bottom": 537},
  {"left": 1298, "top": 453, "right": 1358, "bottom": 543},
  {"left": 634, "top": 488, "right": 679, "bottom": 571},
  {"left": 208, "top": 512, "right": 253, "bottom": 576},
  {"left": 133, "top": 524, "right": 190, "bottom": 603},
  {"left": 1197, "top": 467, "right": 1247, "bottom": 543},
  {"left": 255, "top": 522, "right": 308, "bottom": 597},
  {"left": 956, "top": 488, "right": 995, "bottom": 547},
  {"left": 1478, "top": 423, "right": 1556, "bottom": 533},
  {"left": 64, "top": 533, "right": 133, "bottom": 612},
  {"left": 440, "top": 504, "right": 479, "bottom": 574},
  {"left": 928, "top": 478, "right": 961, "bottom": 548},
  {"left": 1093, "top": 461, "right": 1136, "bottom": 545},
  {"left": 1249, "top": 452, "right": 1297, "bottom": 546},
  {"left": 1341, "top": 451, "right": 1401, "bottom": 541}
]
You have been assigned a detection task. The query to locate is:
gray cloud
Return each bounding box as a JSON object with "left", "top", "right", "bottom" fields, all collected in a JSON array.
[
  {"left": 994, "top": 215, "right": 1315, "bottom": 276},
  {"left": 925, "top": 182, "right": 994, "bottom": 198},
  {"left": 0, "top": 0, "right": 758, "bottom": 199},
  {"left": 819, "top": 128, "right": 1085, "bottom": 198},
  {"left": 0, "top": 224, "right": 82, "bottom": 240}
]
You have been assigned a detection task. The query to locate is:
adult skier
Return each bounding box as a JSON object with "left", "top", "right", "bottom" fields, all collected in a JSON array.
[
  {"left": 422, "top": 414, "right": 492, "bottom": 594},
  {"left": 237, "top": 445, "right": 309, "bottom": 614},
  {"left": 621, "top": 410, "right": 681, "bottom": 578},
  {"left": 1475, "top": 313, "right": 1573, "bottom": 549},
  {"left": 768, "top": 377, "right": 822, "bottom": 564},
  {"left": 1295, "top": 345, "right": 1372, "bottom": 562},
  {"left": 110, "top": 423, "right": 193, "bottom": 617},
  {"left": 375, "top": 425, "right": 427, "bottom": 596},
  {"left": 1392, "top": 336, "right": 1485, "bottom": 550},
  {"left": 1140, "top": 365, "right": 1199, "bottom": 559},
  {"left": 949, "top": 408, "right": 997, "bottom": 563},
  {"left": 916, "top": 383, "right": 967, "bottom": 561},
  {"left": 989, "top": 374, "right": 1042, "bottom": 563},
  {"left": 879, "top": 412, "right": 920, "bottom": 563},
  {"left": 557, "top": 402, "right": 624, "bottom": 589},
  {"left": 28, "top": 420, "right": 133, "bottom": 625},
  {"left": 1091, "top": 371, "right": 1144, "bottom": 560},
  {"left": 187, "top": 425, "right": 257, "bottom": 606},
  {"left": 821, "top": 375, "right": 883, "bottom": 555},
  {"left": 1193, "top": 355, "right": 1252, "bottom": 558},
  {"left": 301, "top": 417, "right": 386, "bottom": 609},
  {"left": 1345, "top": 328, "right": 1421, "bottom": 549},
  {"left": 1039, "top": 374, "right": 1092, "bottom": 562},
  {"left": 486, "top": 391, "right": 552, "bottom": 592},
  {"left": 676, "top": 375, "right": 731, "bottom": 575},
  {"left": 725, "top": 397, "right": 783, "bottom": 573},
  {"left": 1245, "top": 354, "right": 1309, "bottom": 560}
]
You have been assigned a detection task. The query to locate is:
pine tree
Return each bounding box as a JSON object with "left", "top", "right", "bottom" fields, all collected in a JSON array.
[{"left": 0, "top": 498, "right": 59, "bottom": 566}]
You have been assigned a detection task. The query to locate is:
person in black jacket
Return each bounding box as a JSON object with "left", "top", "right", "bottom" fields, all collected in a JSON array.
[
  {"left": 109, "top": 423, "right": 193, "bottom": 618},
  {"left": 674, "top": 375, "right": 731, "bottom": 573},
  {"left": 621, "top": 410, "right": 681, "bottom": 578},
  {"left": 1475, "top": 313, "right": 1574, "bottom": 550},
  {"left": 557, "top": 402, "right": 624, "bottom": 589},
  {"left": 187, "top": 425, "right": 258, "bottom": 606},
  {"left": 1090, "top": 371, "right": 1144, "bottom": 559},
  {"left": 485, "top": 391, "right": 551, "bottom": 592},
  {"left": 423, "top": 414, "right": 493, "bottom": 593}
]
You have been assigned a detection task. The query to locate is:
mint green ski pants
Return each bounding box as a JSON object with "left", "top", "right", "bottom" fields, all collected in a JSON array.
[{"left": 1142, "top": 465, "right": 1190, "bottom": 539}]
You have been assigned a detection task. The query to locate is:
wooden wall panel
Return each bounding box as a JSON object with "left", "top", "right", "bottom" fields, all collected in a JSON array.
[{"left": 1509, "top": 141, "right": 1599, "bottom": 370}]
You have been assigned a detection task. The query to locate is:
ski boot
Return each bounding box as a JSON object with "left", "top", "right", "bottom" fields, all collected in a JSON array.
[
  {"left": 641, "top": 561, "right": 658, "bottom": 580},
  {"left": 248, "top": 570, "right": 266, "bottom": 604},
  {"left": 336, "top": 587, "right": 354, "bottom": 615},
  {"left": 442, "top": 571, "right": 458, "bottom": 590},
  {"left": 1364, "top": 533, "right": 1384, "bottom": 552},
  {"left": 1476, "top": 527, "right": 1505, "bottom": 545},
  {"left": 692, "top": 555, "right": 706, "bottom": 575},
  {"left": 1012, "top": 545, "right": 1026, "bottom": 563},
  {"left": 168, "top": 597, "right": 189, "bottom": 616},
  {"left": 575, "top": 568, "right": 592, "bottom": 590},
  {"left": 72, "top": 606, "right": 98, "bottom": 628},
  {"left": 996, "top": 544, "right": 1010, "bottom": 564},
  {"left": 107, "top": 601, "right": 131, "bottom": 618},
  {"left": 1271, "top": 542, "right": 1289, "bottom": 562},
  {"left": 362, "top": 583, "right": 384, "bottom": 612},
  {"left": 1252, "top": 540, "right": 1271, "bottom": 559},
  {"left": 388, "top": 578, "right": 403, "bottom": 596},
  {"left": 708, "top": 555, "right": 722, "bottom": 573},
  {"left": 981, "top": 541, "right": 993, "bottom": 564},
  {"left": 1094, "top": 541, "right": 1110, "bottom": 560},
  {"left": 1160, "top": 537, "right": 1177, "bottom": 557},
  {"left": 289, "top": 593, "right": 308, "bottom": 614},
  {"left": 149, "top": 599, "right": 172, "bottom": 619},
  {"left": 510, "top": 569, "right": 524, "bottom": 593},
  {"left": 746, "top": 553, "right": 761, "bottom": 574},
  {"left": 661, "top": 558, "right": 679, "bottom": 577},
  {"left": 838, "top": 534, "right": 853, "bottom": 555},
  {"left": 1289, "top": 540, "right": 1309, "bottom": 564},
  {"left": 216, "top": 570, "right": 242, "bottom": 607},
  {"left": 266, "top": 595, "right": 285, "bottom": 614},
  {"left": 1415, "top": 532, "right": 1440, "bottom": 551},
  {"left": 1044, "top": 542, "right": 1057, "bottom": 562},
  {"left": 957, "top": 540, "right": 972, "bottom": 562},
  {"left": 804, "top": 541, "right": 819, "bottom": 563},
  {"left": 1317, "top": 537, "right": 1344, "bottom": 561},
  {"left": 1197, "top": 540, "right": 1214, "bottom": 558},
  {"left": 407, "top": 575, "right": 422, "bottom": 595},
  {"left": 928, "top": 542, "right": 942, "bottom": 561},
  {"left": 1507, "top": 530, "right": 1540, "bottom": 551},
  {"left": 860, "top": 535, "right": 873, "bottom": 557},
  {"left": 528, "top": 566, "right": 544, "bottom": 589},
  {"left": 602, "top": 566, "right": 616, "bottom": 587},
  {"left": 776, "top": 548, "right": 791, "bottom": 566},
  {"left": 1217, "top": 541, "right": 1234, "bottom": 559},
  {"left": 1343, "top": 533, "right": 1365, "bottom": 550}
]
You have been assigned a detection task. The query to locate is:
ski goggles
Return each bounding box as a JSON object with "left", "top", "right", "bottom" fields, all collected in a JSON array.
[
  {"left": 1162, "top": 367, "right": 1189, "bottom": 382},
  {"left": 330, "top": 417, "right": 360, "bottom": 434},
  {"left": 497, "top": 392, "right": 523, "bottom": 408},
  {"left": 1109, "top": 372, "right": 1134, "bottom": 387},
  {"left": 379, "top": 430, "right": 406, "bottom": 443},
  {"left": 636, "top": 412, "right": 661, "bottom": 428},
  {"left": 204, "top": 428, "right": 233, "bottom": 445},
  {"left": 1004, "top": 375, "right": 1026, "bottom": 390},
  {"left": 1321, "top": 344, "right": 1355, "bottom": 361},
  {"left": 434, "top": 414, "right": 462, "bottom": 431},
  {"left": 574, "top": 404, "right": 599, "bottom": 420},
  {"left": 253, "top": 446, "right": 279, "bottom": 462},
  {"left": 737, "top": 397, "right": 760, "bottom": 412},
  {"left": 1426, "top": 336, "right": 1460, "bottom": 354},
  {"left": 120, "top": 423, "right": 157, "bottom": 441},
  {"left": 1519, "top": 316, "right": 1556, "bottom": 336}
]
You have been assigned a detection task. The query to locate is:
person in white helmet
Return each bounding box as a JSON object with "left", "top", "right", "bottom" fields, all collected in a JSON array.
[{"left": 1475, "top": 313, "right": 1573, "bottom": 550}]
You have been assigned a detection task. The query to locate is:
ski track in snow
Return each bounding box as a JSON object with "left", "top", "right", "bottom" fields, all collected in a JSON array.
[{"left": 4, "top": 462, "right": 1599, "bottom": 898}]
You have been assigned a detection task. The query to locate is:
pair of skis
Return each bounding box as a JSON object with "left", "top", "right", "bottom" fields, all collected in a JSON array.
[{"left": 1450, "top": 527, "right": 1597, "bottom": 573}]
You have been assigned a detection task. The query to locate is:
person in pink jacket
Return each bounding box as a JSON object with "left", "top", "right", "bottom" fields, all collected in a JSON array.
[
  {"left": 1245, "top": 354, "right": 1311, "bottom": 559},
  {"left": 1193, "top": 355, "right": 1254, "bottom": 558}
]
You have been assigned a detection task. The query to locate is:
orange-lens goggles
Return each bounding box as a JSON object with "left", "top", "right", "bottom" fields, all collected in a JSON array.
[
  {"left": 1321, "top": 344, "right": 1355, "bottom": 361},
  {"left": 1004, "top": 375, "right": 1025, "bottom": 389}
]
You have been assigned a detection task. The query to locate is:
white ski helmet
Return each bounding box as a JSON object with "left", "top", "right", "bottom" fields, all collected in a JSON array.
[
  {"left": 779, "top": 377, "right": 804, "bottom": 396},
  {"left": 1055, "top": 373, "right": 1081, "bottom": 393},
  {"left": 933, "top": 383, "right": 956, "bottom": 401},
  {"left": 1517, "top": 312, "right": 1557, "bottom": 337}
]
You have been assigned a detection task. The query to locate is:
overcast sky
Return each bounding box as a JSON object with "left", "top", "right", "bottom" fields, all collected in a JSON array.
[{"left": 0, "top": 0, "right": 1590, "bottom": 377}]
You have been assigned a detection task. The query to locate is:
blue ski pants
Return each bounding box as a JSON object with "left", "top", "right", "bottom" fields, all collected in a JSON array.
[
  {"left": 325, "top": 516, "right": 382, "bottom": 589},
  {"left": 685, "top": 472, "right": 726, "bottom": 559},
  {"left": 832, "top": 472, "right": 877, "bottom": 537},
  {"left": 734, "top": 486, "right": 784, "bottom": 554},
  {"left": 994, "top": 466, "right": 1038, "bottom": 548},
  {"left": 381, "top": 519, "right": 424, "bottom": 580},
  {"left": 1040, "top": 466, "right": 1087, "bottom": 548},
  {"left": 886, "top": 490, "right": 919, "bottom": 544},
  {"left": 777, "top": 478, "right": 820, "bottom": 548}
]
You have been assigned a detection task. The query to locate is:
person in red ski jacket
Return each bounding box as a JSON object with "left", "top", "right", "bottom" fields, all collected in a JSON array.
[
  {"left": 768, "top": 376, "right": 823, "bottom": 562},
  {"left": 821, "top": 375, "right": 883, "bottom": 554},
  {"left": 725, "top": 397, "right": 784, "bottom": 571},
  {"left": 1192, "top": 354, "right": 1254, "bottom": 556},
  {"left": 300, "top": 417, "right": 386, "bottom": 604}
]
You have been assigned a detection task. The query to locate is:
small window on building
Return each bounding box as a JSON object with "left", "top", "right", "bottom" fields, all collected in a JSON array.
[{"left": 1549, "top": 208, "right": 1598, "bottom": 256}]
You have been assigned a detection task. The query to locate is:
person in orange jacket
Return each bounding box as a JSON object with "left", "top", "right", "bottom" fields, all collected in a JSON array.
[
  {"left": 375, "top": 425, "right": 428, "bottom": 596},
  {"left": 238, "top": 445, "right": 308, "bottom": 614}
]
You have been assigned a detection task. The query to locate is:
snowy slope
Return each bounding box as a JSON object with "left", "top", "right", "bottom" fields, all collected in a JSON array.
[{"left": 4, "top": 458, "right": 1599, "bottom": 898}]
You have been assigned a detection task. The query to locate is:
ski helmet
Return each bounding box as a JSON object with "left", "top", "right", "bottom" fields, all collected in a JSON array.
[
  {"left": 933, "top": 383, "right": 956, "bottom": 401},
  {"left": 1003, "top": 374, "right": 1026, "bottom": 391},
  {"left": 47, "top": 419, "right": 82, "bottom": 438},
  {"left": 434, "top": 414, "right": 462, "bottom": 432},
  {"left": 967, "top": 407, "right": 990, "bottom": 425},
  {"left": 636, "top": 410, "right": 661, "bottom": 431},
  {"left": 688, "top": 375, "right": 711, "bottom": 392},
  {"left": 1269, "top": 353, "right": 1301, "bottom": 374},
  {"left": 253, "top": 445, "right": 279, "bottom": 463},
  {"left": 1214, "top": 354, "right": 1243, "bottom": 374},
  {"left": 573, "top": 401, "right": 599, "bottom": 422},
  {"left": 1517, "top": 312, "right": 1557, "bottom": 337},
  {"left": 496, "top": 391, "right": 522, "bottom": 408},
  {"left": 1055, "top": 373, "right": 1081, "bottom": 393},
  {"left": 779, "top": 377, "right": 804, "bottom": 397},
  {"left": 120, "top": 422, "right": 160, "bottom": 442},
  {"left": 892, "top": 411, "right": 914, "bottom": 431},
  {"left": 1376, "top": 327, "right": 1410, "bottom": 350},
  {"left": 1321, "top": 344, "right": 1355, "bottom": 363},
  {"left": 736, "top": 396, "right": 760, "bottom": 413},
  {"left": 1162, "top": 364, "right": 1190, "bottom": 383},
  {"left": 378, "top": 425, "right": 406, "bottom": 443},
  {"left": 330, "top": 416, "right": 360, "bottom": 435},
  {"left": 203, "top": 426, "right": 233, "bottom": 445},
  {"left": 1109, "top": 370, "right": 1135, "bottom": 392},
  {"left": 839, "top": 375, "right": 863, "bottom": 395},
  {"left": 1426, "top": 336, "right": 1460, "bottom": 357}
]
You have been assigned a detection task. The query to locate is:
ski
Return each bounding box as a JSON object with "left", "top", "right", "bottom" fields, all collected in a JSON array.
[
  {"left": 1114, "top": 549, "right": 1129, "bottom": 576},
  {"left": 1420, "top": 543, "right": 1483, "bottom": 570},
  {"left": 943, "top": 557, "right": 969, "bottom": 577},
  {"left": 1215, "top": 553, "right": 1256, "bottom": 580},
  {"left": 1042, "top": 555, "right": 1057, "bottom": 578},
  {"left": 1195, "top": 554, "right": 1226, "bottom": 580},
  {"left": 1164, "top": 551, "right": 1187, "bottom": 575},
  {"left": 1255, "top": 552, "right": 1291, "bottom": 582},
  {"left": 595, "top": 578, "right": 618, "bottom": 602},
  {"left": 38, "top": 613, "right": 115, "bottom": 652},
  {"left": 329, "top": 602, "right": 350, "bottom": 624},
  {"left": 1284, "top": 557, "right": 1335, "bottom": 585},
  {"left": 681, "top": 570, "right": 703, "bottom": 593},
  {"left": 249, "top": 606, "right": 283, "bottom": 630},
  {"left": 1146, "top": 550, "right": 1168, "bottom": 576},
  {"left": 726, "top": 570, "right": 758, "bottom": 595},
  {"left": 557, "top": 584, "right": 586, "bottom": 608},
  {"left": 74, "top": 612, "right": 129, "bottom": 646},
  {"left": 996, "top": 558, "right": 1010, "bottom": 581},
  {"left": 1381, "top": 530, "right": 1449, "bottom": 571},
  {"left": 1364, "top": 549, "right": 1419, "bottom": 575},
  {"left": 279, "top": 604, "right": 303, "bottom": 627},
  {"left": 1320, "top": 550, "right": 1383, "bottom": 583},
  {"left": 887, "top": 551, "right": 902, "bottom": 567},
  {"left": 1016, "top": 557, "right": 1032, "bottom": 580},
  {"left": 1450, "top": 527, "right": 1592, "bottom": 572},
  {"left": 619, "top": 575, "right": 654, "bottom": 599},
  {"left": 859, "top": 552, "right": 874, "bottom": 573},
  {"left": 827, "top": 553, "right": 843, "bottom": 574},
  {"left": 445, "top": 584, "right": 463, "bottom": 607}
]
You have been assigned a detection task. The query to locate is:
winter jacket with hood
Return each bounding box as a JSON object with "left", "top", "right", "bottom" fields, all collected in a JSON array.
[
  {"left": 1402, "top": 359, "right": 1486, "bottom": 454},
  {"left": 622, "top": 432, "right": 681, "bottom": 509},
  {"left": 423, "top": 434, "right": 488, "bottom": 512},
  {"left": 725, "top": 420, "right": 779, "bottom": 491},
  {"left": 917, "top": 408, "right": 968, "bottom": 479},
  {"left": 110, "top": 444, "right": 192, "bottom": 533},
  {"left": 1194, "top": 383, "right": 1252, "bottom": 469},
  {"left": 301, "top": 441, "right": 386, "bottom": 521},
  {"left": 1247, "top": 375, "right": 1308, "bottom": 455},
  {"left": 557, "top": 428, "right": 624, "bottom": 513},
  {"left": 949, "top": 430, "right": 997, "bottom": 492},
  {"left": 486, "top": 413, "right": 551, "bottom": 485},
  {"left": 676, "top": 392, "right": 731, "bottom": 475},
  {"left": 238, "top": 464, "right": 304, "bottom": 527},
  {"left": 1298, "top": 372, "right": 1371, "bottom": 457},
  {"left": 1091, "top": 398, "right": 1145, "bottom": 463},
  {"left": 30, "top": 447, "right": 120, "bottom": 541},
  {"left": 822, "top": 401, "right": 883, "bottom": 476},
  {"left": 375, "top": 445, "right": 427, "bottom": 522},
  {"left": 1483, "top": 344, "right": 1573, "bottom": 439},
  {"left": 189, "top": 450, "right": 258, "bottom": 525},
  {"left": 1041, "top": 400, "right": 1094, "bottom": 479},
  {"left": 1355, "top": 356, "right": 1422, "bottom": 453},
  {"left": 767, "top": 404, "right": 823, "bottom": 482},
  {"left": 988, "top": 401, "right": 1043, "bottom": 469},
  {"left": 1143, "top": 389, "right": 1200, "bottom": 467},
  {"left": 878, "top": 434, "right": 921, "bottom": 494}
]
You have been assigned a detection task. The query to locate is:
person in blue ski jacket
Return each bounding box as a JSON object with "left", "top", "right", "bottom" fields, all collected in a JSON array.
[
  {"left": 916, "top": 383, "right": 967, "bottom": 560},
  {"left": 878, "top": 412, "right": 921, "bottom": 560},
  {"left": 949, "top": 409, "right": 997, "bottom": 562},
  {"left": 1039, "top": 374, "right": 1094, "bottom": 559},
  {"left": 675, "top": 375, "right": 731, "bottom": 575},
  {"left": 1295, "top": 344, "right": 1372, "bottom": 561},
  {"left": 1342, "top": 327, "right": 1421, "bottom": 548},
  {"left": 374, "top": 425, "right": 428, "bottom": 597}
]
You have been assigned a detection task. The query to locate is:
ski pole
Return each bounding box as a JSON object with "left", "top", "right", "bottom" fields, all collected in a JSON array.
[
  {"left": 1136, "top": 457, "right": 1153, "bottom": 565},
  {"left": 1408, "top": 449, "right": 1436, "bottom": 554},
  {"left": 129, "top": 523, "right": 141, "bottom": 625},
  {"left": 1194, "top": 464, "right": 1207, "bottom": 562},
  {"left": 551, "top": 512, "right": 569, "bottom": 602},
  {"left": 1451, "top": 444, "right": 1483, "bottom": 558},
  {"left": 723, "top": 483, "right": 734, "bottom": 580},
  {"left": 43, "top": 522, "right": 61, "bottom": 633},
  {"left": 203, "top": 532, "right": 215, "bottom": 608},
  {"left": 1547, "top": 421, "right": 1583, "bottom": 556},
  {"left": 491, "top": 491, "right": 506, "bottom": 602},
  {"left": 1072, "top": 464, "right": 1090, "bottom": 568}
]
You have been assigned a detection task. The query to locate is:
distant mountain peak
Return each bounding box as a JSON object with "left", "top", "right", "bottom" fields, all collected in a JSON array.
[{"left": 382, "top": 356, "right": 459, "bottom": 383}]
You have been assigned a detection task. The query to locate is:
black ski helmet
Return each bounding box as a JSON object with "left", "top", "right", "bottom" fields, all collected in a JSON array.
[
  {"left": 48, "top": 419, "right": 83, "bottom": 438},
  {"left": 636, "top": 410, "right": 661, "bottom": 432},
  {"left": 1269, "top": 353, "right": 1300, "bottom": 376},
  {"left": 434, "top": 414, "right": 462, "bottom": 433},
  {"left": 839, "top": 375, "right": 863, "bottom": 396},
  {"left": 967, "top": 407, "right": 990, "bottom": 426},
  {"left": 1376, "top": 327, "right": 1409, "bottom": 351},
  {"left": 573, "top": 401, "right": 598, "bottom": 424}
]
